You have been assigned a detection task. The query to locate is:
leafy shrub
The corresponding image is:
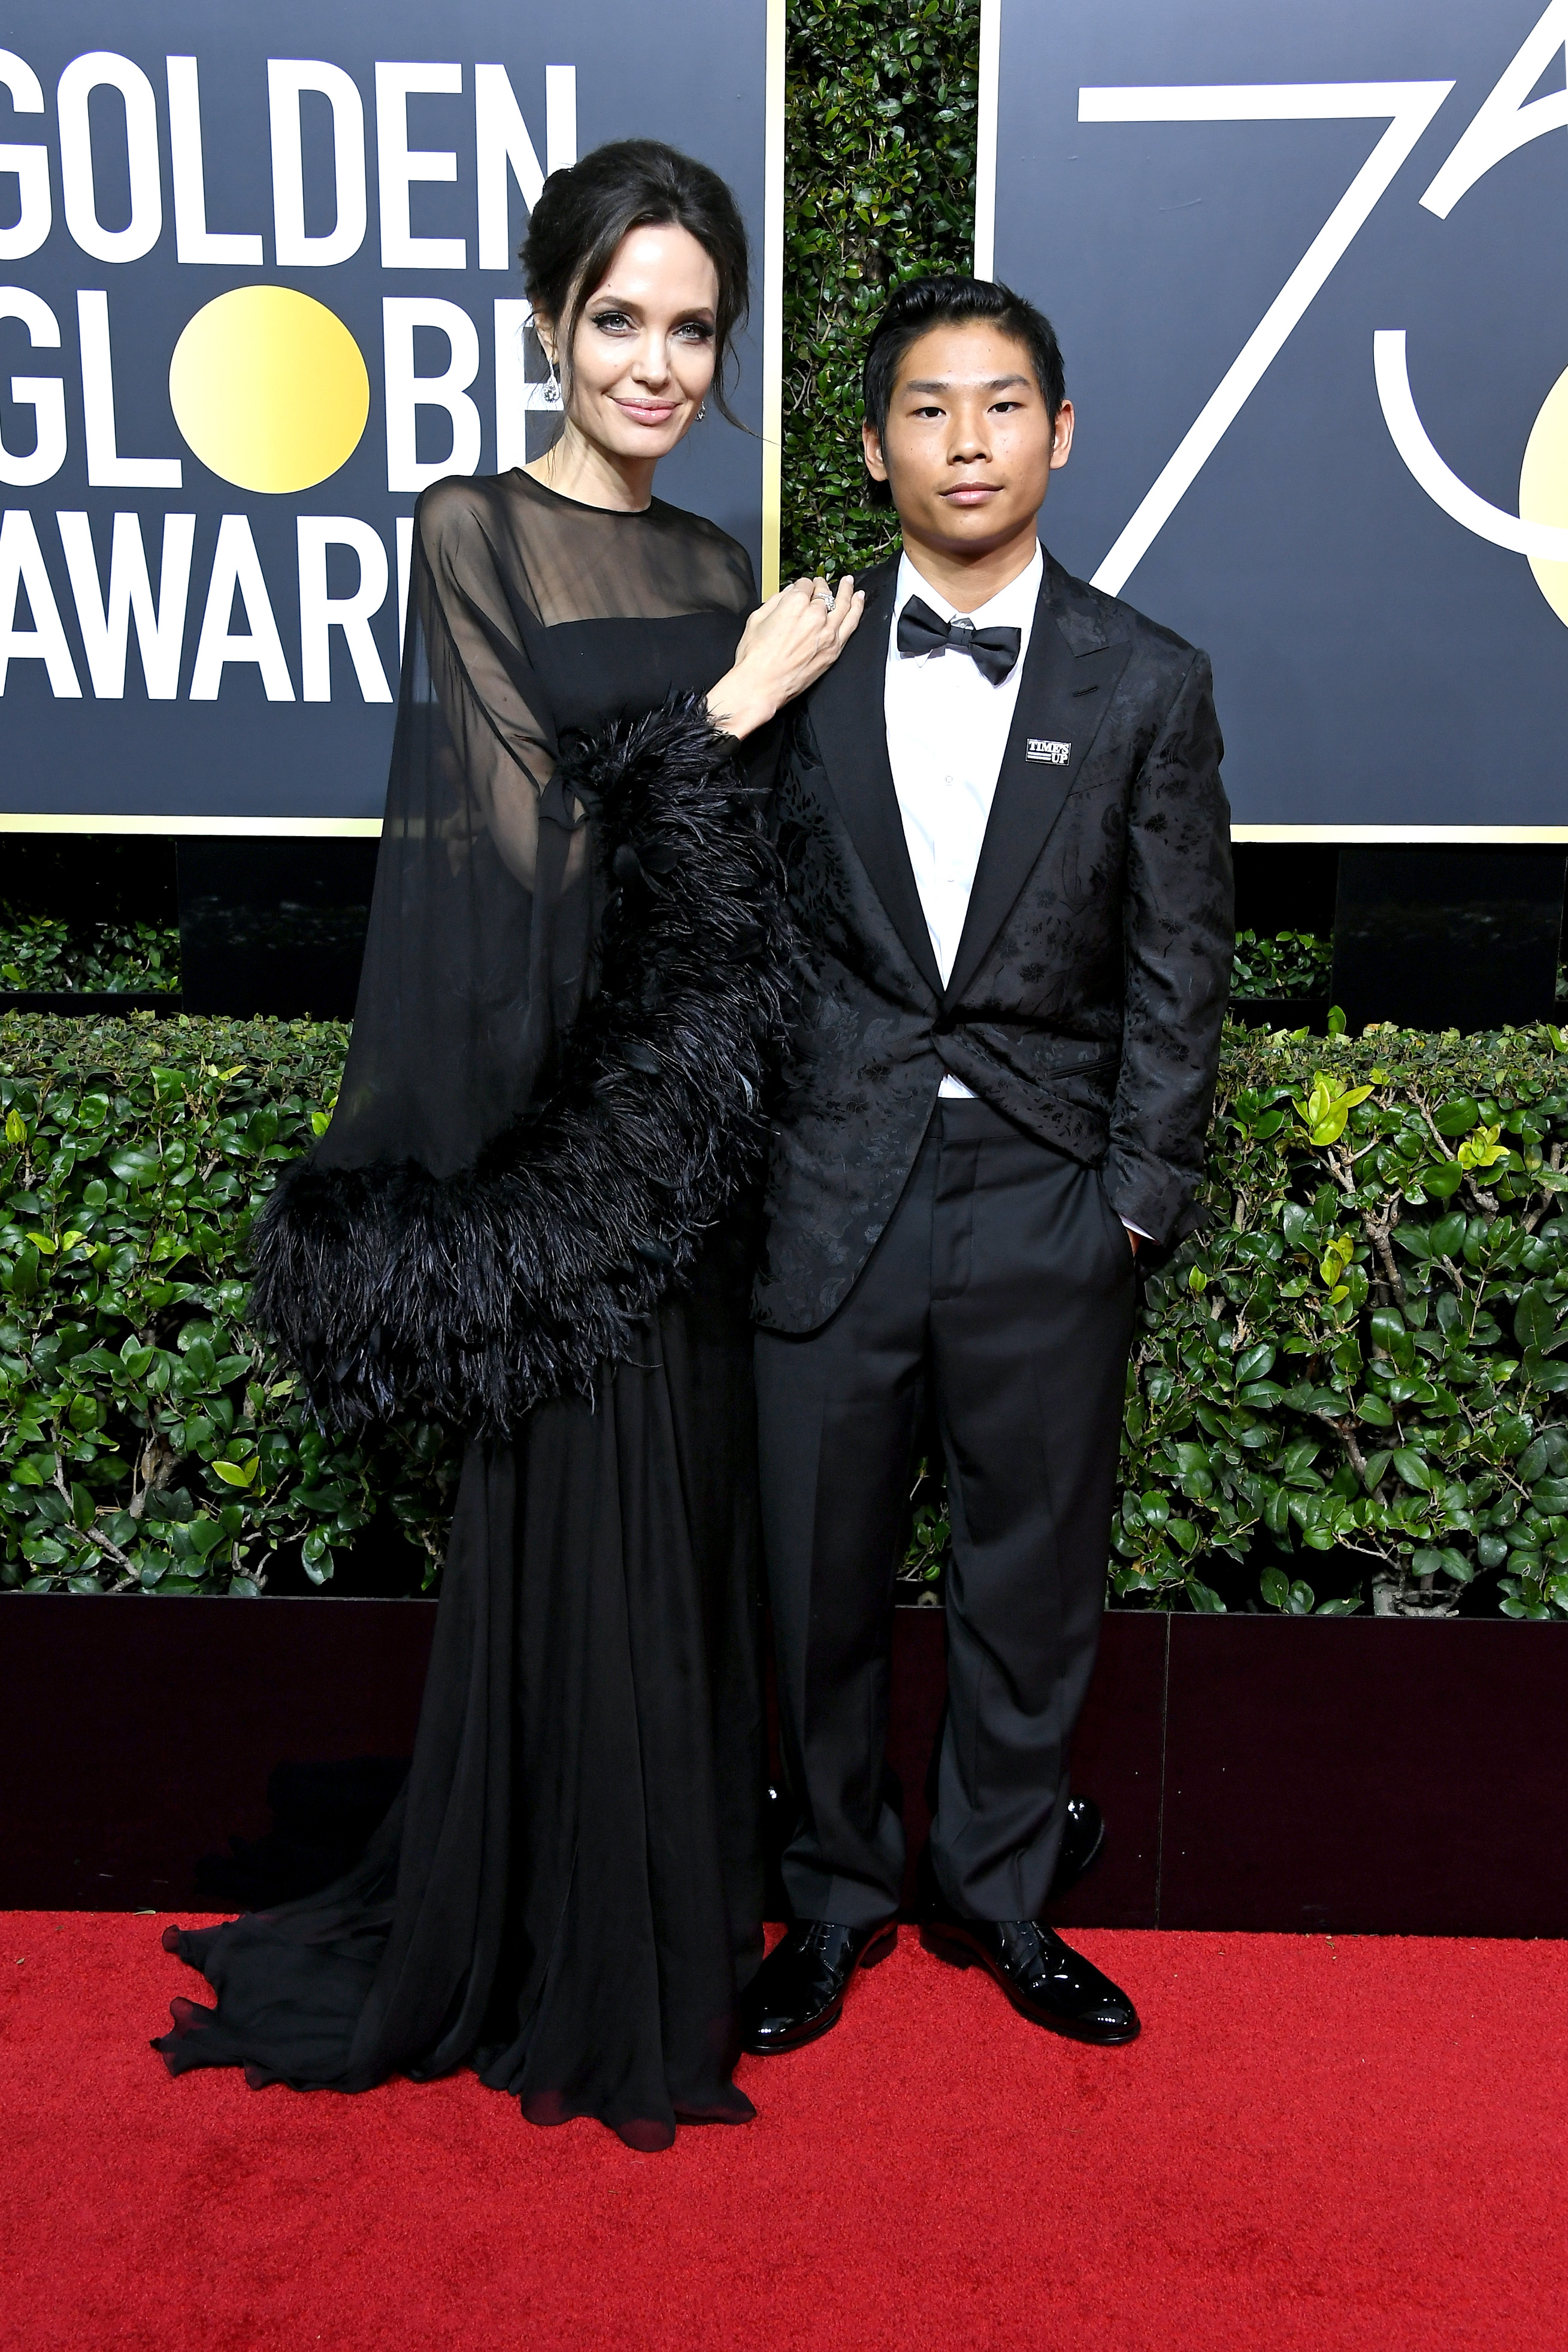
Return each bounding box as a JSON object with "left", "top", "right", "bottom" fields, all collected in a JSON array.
[
  {"left": 0, "top": 909, "right": 180, "bottom": 994},
  {"left": 1231, "top": 930, "right": 1332, "bottom": 1000},
  {"left": 782, "top": 0, "right": 979, "bottom": 579},
  {"left": 0, "top": 1015, "right": 456, "bottom": 1597},
  {"left": 1121, "top": 1022, "right": 1568, "bottom": 1620},
  {"left": 5, "top": 1013, "right": 1568, "bottom": 1615}
]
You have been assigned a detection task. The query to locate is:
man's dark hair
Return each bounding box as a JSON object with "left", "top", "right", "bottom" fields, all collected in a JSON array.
[
  {"left": 522, "top": 140, "right": 750, "bottom": 425},
  {"left": 861, "top": 276, "right": 1065, "bottom": 506}
]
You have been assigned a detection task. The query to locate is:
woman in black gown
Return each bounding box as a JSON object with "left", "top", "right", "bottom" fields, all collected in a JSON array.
[{"left": 153, "top": 141, "right": 862, "bottom": 2150}]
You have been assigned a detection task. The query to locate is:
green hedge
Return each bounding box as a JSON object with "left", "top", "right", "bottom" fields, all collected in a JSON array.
[
  {"left": 781, "top": 0, "right": 979, "bottom": 579},
  {"left": 5, "top": 1013, "right": 1567, "bottom": 1618},
  {"left": 1231, "top": 931, "right": 1333, "bottom": 1000},
  {"left": 0, "top": 913, "right": 1336, "bottom": 1012},
  {"left": 0, "top": 1016, "right": 458, "bottom": 1599},
  {"left": 1125, "top": 1021, "right": 1568, "bottom": 1621},
  {"left": 0, "top": 909, "right": 180, "bottom": 995}
]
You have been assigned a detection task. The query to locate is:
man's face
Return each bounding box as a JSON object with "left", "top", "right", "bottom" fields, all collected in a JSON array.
[{"left": 862, "top": 320, "right": 1072, "bottom": 555}]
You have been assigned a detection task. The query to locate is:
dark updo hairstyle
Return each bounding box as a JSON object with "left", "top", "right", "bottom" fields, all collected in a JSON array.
[
  {"left": 861, "top": 276, "right": 1065, "bottom": 505},
  {"left": 521, "top": 140, "right": 750, "bottom": 425}
]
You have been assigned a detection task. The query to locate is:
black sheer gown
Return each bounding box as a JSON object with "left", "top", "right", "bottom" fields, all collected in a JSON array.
[{"left": 153, "top": 470, "right": 791, "bottom": 2151}]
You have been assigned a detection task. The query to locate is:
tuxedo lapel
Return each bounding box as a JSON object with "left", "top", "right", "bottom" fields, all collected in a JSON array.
[
  {"left": 944, "top": 556, "right": 1131, "bottom": 1006},
  {"left": 802, "top": 559, "right": 943, "bottom": 998}
]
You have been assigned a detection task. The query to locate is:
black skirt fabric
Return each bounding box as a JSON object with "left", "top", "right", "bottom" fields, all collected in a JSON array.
[
  {"left": 155, "top": 473, "right": 783, "bottom": 2151},
  {"left": 155, "top": 1237, "right": 765, "bottom": 2151}
]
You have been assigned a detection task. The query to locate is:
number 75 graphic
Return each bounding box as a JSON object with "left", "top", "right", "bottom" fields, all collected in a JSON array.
[{"left": 1060, "top": 0, "right": 1568, "bottom": 594}]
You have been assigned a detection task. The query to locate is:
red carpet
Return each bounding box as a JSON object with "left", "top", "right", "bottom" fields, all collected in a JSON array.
[{"left": 2, "top": 1918, "right": 1564, "bottom": 2351}]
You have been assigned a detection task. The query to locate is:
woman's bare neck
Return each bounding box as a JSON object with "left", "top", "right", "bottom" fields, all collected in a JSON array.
[{"left": 523, "top": 426, "right": 654, "bottom": 513}]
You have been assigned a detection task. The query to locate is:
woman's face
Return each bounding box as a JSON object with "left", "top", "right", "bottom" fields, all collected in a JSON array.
[{"left": 549, "top": 223, "right": 720, "bottom": 463}]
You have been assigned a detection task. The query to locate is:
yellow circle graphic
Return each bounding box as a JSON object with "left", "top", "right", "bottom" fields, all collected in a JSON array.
[
  {"left": 168, "top": 286, "right": 369, "bottom": 494},
  {"left": 1521, "top": 364, "right": 1568, "bottom": 629}
]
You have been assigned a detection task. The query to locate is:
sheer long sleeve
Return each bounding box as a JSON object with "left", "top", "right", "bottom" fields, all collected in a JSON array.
[
  {"left": 414, "top": 478, "right": 596, "bottom": 897},
  {"left": 311, "top": 480, "right": 588, "bottom": 1182},
  {"left": 247, "top": 471, "right": 795, "bottom": 1434}
]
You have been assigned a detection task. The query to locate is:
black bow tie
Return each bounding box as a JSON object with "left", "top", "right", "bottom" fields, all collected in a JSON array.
[{"left": 896, "top": 594, "right": 1022, "bottom": 685}]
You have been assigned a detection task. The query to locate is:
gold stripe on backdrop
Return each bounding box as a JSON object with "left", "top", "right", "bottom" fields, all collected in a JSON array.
[
  {"left": 2, "top": 816, "right": 1566, "bottom": 841},
  {"left": 0, "top": 814, "right": 383, "bottom": 836},
  {"left": 1231, "top": 826, "right": 1568, "bottom": 843}
]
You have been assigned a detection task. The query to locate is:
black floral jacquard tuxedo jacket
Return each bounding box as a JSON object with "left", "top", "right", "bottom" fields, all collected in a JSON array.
[{"left": 753, "top": 545, "right": 1234, "bottom": 1334}]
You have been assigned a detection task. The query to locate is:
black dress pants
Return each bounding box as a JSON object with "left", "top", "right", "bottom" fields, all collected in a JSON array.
[{"left": 754, "top": 1098, "right": 1137, "bottom": 1927}]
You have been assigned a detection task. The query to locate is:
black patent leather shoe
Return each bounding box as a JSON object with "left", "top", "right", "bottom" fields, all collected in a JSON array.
[
  {"left": 1048, "top": 1796, "right": 1106, "bottom": 1903},
  {"left": 919, "top": 1864, "right": 1139, "bottom": 2046},
  {"left": 741, "top": 1918, "right": 897, "bottom": 2054}
]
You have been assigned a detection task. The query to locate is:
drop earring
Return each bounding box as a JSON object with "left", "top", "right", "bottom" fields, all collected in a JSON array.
[{"left": 696, "top": 400, "right": 707, "bottom": 422}]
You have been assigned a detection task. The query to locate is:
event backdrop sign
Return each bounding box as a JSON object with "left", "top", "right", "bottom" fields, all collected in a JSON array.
[
  {"left": 976, "top": 0, "right": 1568, "bottom": 838},
  {"left": 0, "top": 0, "right": 782, "bottom": 833}
]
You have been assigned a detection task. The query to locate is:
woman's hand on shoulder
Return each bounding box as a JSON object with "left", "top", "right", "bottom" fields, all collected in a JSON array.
[{"left": 707, "top": 576, "right": 864, "bottom": 740}]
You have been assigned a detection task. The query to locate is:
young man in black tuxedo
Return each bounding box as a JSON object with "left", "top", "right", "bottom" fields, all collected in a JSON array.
[{"left": 741, "top": 277, "right": 1233, "bottom": 2054}]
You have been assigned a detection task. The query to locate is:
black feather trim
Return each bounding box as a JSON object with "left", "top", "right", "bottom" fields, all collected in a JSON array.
[{"left": 249, "top": 695, "right": 792, "bottom": 1436}]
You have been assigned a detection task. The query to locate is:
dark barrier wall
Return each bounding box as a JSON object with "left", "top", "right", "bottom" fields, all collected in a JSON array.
[
  {"left": 979, "top": 0, "right": 1568, "bottom": 839},
  {"left": 0, "top": 2, "right": 774, "bottom": 828}
]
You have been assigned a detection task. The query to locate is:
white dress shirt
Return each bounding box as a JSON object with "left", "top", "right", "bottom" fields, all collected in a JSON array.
[
  {"left": 883, "top": 547, "right": 1148, "bottom": 1242},
  {"left": 885, "top": 546, "right": 1042, "bottom": 1098}
]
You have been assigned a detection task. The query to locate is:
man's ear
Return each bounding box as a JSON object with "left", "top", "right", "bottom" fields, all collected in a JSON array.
[{"left": 862, "top": 418, "right": 889, "bottom": 485}]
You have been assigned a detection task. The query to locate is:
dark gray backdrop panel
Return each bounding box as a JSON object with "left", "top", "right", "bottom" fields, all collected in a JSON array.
[
  {"left": 988, "top": 0, "right": 1568, "bottom": 830},
  {"left": 0, "top": 1, "right": 768, "bottom": 824}
]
